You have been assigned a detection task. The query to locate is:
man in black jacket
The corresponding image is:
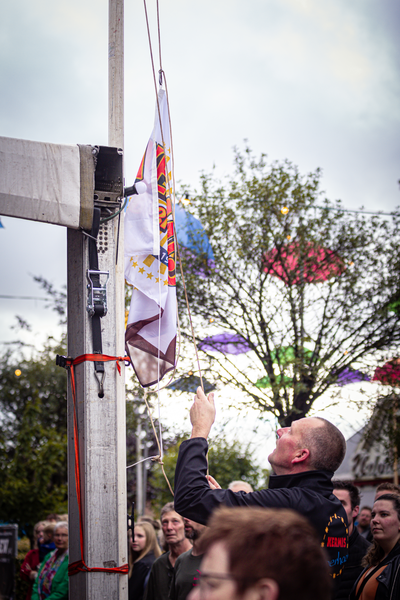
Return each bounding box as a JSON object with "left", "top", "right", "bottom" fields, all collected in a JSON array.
[
  {"left": 333, "top": 480, "right": 371, "bottom": 600},
  {"left": 174, "top": 387, "right": 349, "bottom": 584}
]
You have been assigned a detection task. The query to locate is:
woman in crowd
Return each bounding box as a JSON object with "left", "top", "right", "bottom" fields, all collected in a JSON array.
[
  {"left": 20, "top": 521, "right": 46, "bottom": 600},
  {"left": 31, "top": 521, "right": 69, "bottom": 600},
  {"left": 38, "top": 522, "right": 56, "bottom": 562},
  {"left": 129, "top": 521, "right": 161, "bottom": 600},
  {"left": 350, "top": 494, "right": 400, "bottom": 600}
]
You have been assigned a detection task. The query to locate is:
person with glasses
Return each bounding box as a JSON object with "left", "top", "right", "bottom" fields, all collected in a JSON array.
[
  {"left": 31, "top": 521, "right": 69, "bottom": 600},
  {"left": 188, "top": 506, "right": 331, "bottom": 600}
]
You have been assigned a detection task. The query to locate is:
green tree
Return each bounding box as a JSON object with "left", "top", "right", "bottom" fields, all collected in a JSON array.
[
  {"left": 148, "top": 435, "right": 266, "bottom": 514},
  {"left": 177, "top": 147, "right": 400, "bottom": 426},
  {"left": 0, "top": 340, "right": 68, "bottom": 541}
]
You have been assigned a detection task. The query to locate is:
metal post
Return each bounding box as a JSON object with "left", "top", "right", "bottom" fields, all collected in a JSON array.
[
  {"left": 393, "top": 398, "right": 399, "bottom": 486},
  {"left": 67, "top": 1, "right": 127, "bottom": 598},
  {"left": 143, "top": 423, "right": 149, "bottom": 513},
  {"left": 136, "top": 421, "right": 143, "bottom": 516},
  {"left": 67, "top": 215, "right": 128, "bottom": 599},
  {"left": 109, "top": 0, "right": 124, "bottom": 150}
]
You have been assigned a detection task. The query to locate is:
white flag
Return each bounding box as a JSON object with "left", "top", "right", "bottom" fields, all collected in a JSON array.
[{"left": 124, "top": 89, "right": 176, "bottom": 387}]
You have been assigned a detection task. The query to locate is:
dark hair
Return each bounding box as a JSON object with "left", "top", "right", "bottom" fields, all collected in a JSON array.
[
  {"left": 45, "top": 513, "right": 60, "bottom": 521},
  {"left": 332, "top": 480, "right": 361, "bottom": 510},
  {"left": 198, "top": 507, "right": 331, "bottom": 600},
  {"left": 138, "top": 515, "right": 161, "bottom": 531},
  {"left": 362, "top": 494, "right": 400, "bottom": 567},
  {"left": 302, "top": 417, "right": 346, "bottom": 472},
  {"left": 359, "top": 506, "right": 372, "bottom": 513}
]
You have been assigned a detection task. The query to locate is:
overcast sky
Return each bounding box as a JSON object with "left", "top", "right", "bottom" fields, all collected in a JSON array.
[{"left": 0, "top": 1, "right": 399, "bottom": 438}]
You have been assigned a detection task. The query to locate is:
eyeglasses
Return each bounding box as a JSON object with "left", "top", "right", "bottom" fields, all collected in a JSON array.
[{"left": 196, "top": 572, "right": 254, "bottom": 591}]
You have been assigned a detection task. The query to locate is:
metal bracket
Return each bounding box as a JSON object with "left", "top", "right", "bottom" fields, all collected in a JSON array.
[
  {"left": 56, "top": 355, "right": 71, "bottom": 370},
  {"left": 86, "top": 270, "right": 110, "bottom": 318},
  {"left": 127, "top": 502, "right": 134, "bottom": 533}
]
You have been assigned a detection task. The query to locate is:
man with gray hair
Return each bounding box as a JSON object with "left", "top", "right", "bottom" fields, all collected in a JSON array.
[
  {"left": 228, "top": 480, "right": 253, "bottom": 493},
  {"left": 144, "top": 502, "right": 191, "bottom": 600},
  {"left": 174, "top": 387, "right": 349, "bottom": 587}
]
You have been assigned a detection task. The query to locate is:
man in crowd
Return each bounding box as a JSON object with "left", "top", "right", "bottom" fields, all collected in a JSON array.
[
  {"left": 375, "top": 482, "right": 400, "bottom": 500},
  {"left": 228, "top": 480, "right": 253, "bottom": 493},
  {"left": 356, "top": 506, "right": 372, "bottom": 539},
  {"left": 332, "top": 480, "right": 370, "bottom": 600},
  {"left": 169, "top": 519, "right": 206, "bottom": 600},
  {"left": 174, "top": 387, "right": 349, "bottom": 584},
  {"left": 144, "top": 502, "right": 192, "bottom": 600},
  {"left": 188, "top": 506, "right": 332, "bottom": 600}
]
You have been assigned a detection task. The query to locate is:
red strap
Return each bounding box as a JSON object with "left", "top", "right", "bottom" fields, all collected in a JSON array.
[
  {"left": 68, "top": 560, "right": 129, "bottom": 576},
  {"left": 67, "top": 353, "right": 130, "bottom": 576}
]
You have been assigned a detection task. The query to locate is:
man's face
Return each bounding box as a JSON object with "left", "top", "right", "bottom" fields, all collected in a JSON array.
[
  {"left": 268, "top": 418, "right": 319, "bottom": 475},
  {"left": 184, "top": 518, "right": 206, "bottom": 541},
  {"left": 161, "top": 511, "right": 186, "bottom": 546},
  {"left": 188, "top": 541, "right": 241, "bottom": 600},
  {"left": 333, "top": 489, "right": 358, "bottom": 535},
  {"left": 358, "top": 509, "right": 372, "bottom": 528}
]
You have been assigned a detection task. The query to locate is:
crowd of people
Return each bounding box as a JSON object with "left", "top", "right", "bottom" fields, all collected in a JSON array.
[
  {"left": 19, "top": 387, "right": 400, "bottom": 600},
  {"left": 20, "top": 514, "right": 69, "bottom": 600},
  {"left": 124, "top": 387, "right": 400, "bottom": 600}
]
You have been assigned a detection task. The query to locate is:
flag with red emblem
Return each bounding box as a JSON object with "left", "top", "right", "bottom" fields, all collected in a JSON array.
[{"left": 124, "top": 89, "right": 176, "bottom": 387}]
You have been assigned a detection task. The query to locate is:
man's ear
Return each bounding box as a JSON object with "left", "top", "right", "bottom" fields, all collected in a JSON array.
[
  {"left": 291, "top": 448, "right": 310, "bottom": 464},
  {"left": 255, "top": 579, "right": 279, "bottom": 600},
  {"left": 352, "top": 505, "right": 360, "bottom": 521}
]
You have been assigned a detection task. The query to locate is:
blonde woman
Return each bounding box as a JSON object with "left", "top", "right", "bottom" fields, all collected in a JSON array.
[{"left": 129, "top": 522, "right": 161, "bottom": 600}]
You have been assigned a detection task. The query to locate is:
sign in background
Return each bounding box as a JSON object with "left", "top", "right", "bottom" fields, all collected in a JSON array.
[{"left": 0, "top": 525, "right": 18, "bottom": 600}]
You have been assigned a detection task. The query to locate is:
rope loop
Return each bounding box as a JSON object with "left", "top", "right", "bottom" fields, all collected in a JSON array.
[
  {"left": 68, "top": 559, "right": 129, "bottom": 576},
  {"left": 59, "top": 352, "right": 131, "bottom": 577}
]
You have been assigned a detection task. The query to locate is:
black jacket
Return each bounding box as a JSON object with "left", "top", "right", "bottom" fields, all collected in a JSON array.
[
  {"left": 144, "top": 552, "right": 174, "bottom": 600},
  {"left": 334, "top": 527, "right": 371, "bottom": 600},
  {"left": 350, "top": 542, "right": 400, "bottom": 600},
  {"left": 129, "top": 551, "right": 157, "bottom": 600},
  {"left": 174, "top": 438, "right": 349, "bottom": 580}
]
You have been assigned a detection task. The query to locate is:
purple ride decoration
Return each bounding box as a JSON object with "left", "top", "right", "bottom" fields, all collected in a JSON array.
[
  {"left": 335, "top": 367, "right": 370, "bottom": 386},
  {"left": 198, "top": 333, "right": 251, "bottom": 355}
]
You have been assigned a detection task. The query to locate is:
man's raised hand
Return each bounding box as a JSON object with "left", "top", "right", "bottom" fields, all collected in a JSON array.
[{"left": 190, "top": 386, "right": 216, "bottom": 439}]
